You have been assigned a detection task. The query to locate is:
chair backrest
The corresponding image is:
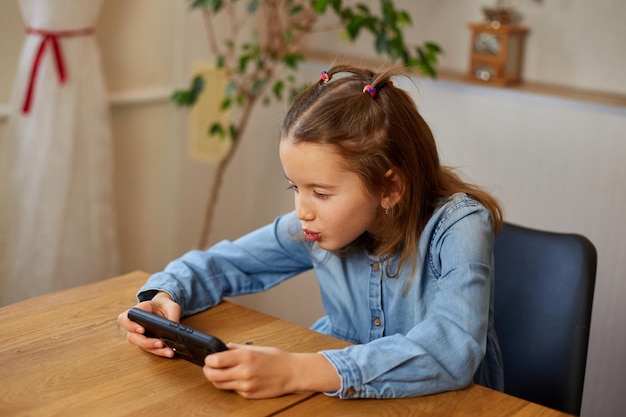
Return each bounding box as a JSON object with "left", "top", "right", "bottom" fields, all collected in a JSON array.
[{"left": 493, "top": 223, "right": 597, "bottom": 416}]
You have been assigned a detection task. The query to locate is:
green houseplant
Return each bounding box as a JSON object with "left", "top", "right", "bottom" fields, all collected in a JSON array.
[{"left": 173, "top": 0, "right": 442, "bottom": 248}]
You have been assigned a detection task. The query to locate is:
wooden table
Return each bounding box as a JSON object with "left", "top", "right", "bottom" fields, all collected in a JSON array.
[{"left": 0, "top": 271, "right": 571, "bottom": 417}]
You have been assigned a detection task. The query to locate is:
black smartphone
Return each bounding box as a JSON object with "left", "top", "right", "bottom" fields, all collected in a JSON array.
[{"left": 127, "top": 307, "right": 228, "bottom": 366}]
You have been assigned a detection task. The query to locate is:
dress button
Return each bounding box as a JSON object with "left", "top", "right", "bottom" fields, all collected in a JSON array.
[
  {"left": 373, "top": 317, "right": 381, "bottom": 326},
  {"left": 346, "top": 387, "right": 356, "bottom": 397},
  {"left": 372, "top": 262, "right": 380, "bottom": 271}
]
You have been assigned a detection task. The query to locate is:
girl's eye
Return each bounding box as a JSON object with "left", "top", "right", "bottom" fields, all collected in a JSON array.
[
  {"left": 314, "top": 191, "right": 329, "bottom": 199},
  {"left": 287, "top": 184, "right": 298, "bottom": 192}
]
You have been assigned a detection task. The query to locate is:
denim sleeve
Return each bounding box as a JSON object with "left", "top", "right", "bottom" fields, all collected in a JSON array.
[
  {"left": 137, "top": 212, "right": 313, "bottom": 317},
  {"left": 320, "top": 200, "right": 495, "bottom": 398}
]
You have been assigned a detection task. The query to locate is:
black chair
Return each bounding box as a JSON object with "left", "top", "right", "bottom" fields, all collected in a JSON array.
[{"left": 493, "top": 223, "right": 597, "bottom": 416}]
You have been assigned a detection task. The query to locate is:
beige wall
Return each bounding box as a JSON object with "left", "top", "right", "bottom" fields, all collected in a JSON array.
[{"left": 1, "top": 1, "right": 625, "bottom": 416}]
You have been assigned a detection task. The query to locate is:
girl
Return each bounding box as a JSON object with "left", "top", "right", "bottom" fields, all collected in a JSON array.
[{"left": 118, "top": 64, "right": 504, "bottom": 399}]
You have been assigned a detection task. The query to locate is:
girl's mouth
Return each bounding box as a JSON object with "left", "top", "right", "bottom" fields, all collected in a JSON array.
[{"left": 303, "top": 229, "right": 321, "bottom": 242}]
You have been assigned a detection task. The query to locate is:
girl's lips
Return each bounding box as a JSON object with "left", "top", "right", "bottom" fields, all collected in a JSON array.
[{"left": 303, "top": 229, "right": 321, "bottom": 242}]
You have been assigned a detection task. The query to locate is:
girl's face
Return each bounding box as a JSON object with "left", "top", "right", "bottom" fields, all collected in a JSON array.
[{"left": 279, "top": 138, "right": 383, "bottom": 251}]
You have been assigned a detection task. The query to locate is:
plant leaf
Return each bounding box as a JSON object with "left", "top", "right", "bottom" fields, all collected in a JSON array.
[
  {"left": 209, "top": 122, "right": 225, "bottom": 138},
  {"left": 312, "top": 0, "right": 330, "bottom": 14},
  {"left": 170, "top": 75, "right": 205, "bottom": 107},
  {"left": 191, "top": 0, "right": 223, "bottom": 12},
  {"left": 247, "top": 0, "right": 259, "bottom": 14}
]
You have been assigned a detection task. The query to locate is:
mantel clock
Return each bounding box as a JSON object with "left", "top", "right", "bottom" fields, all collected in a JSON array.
[{"left": 467, "top": 23, "right": 529, "bottom": 86}]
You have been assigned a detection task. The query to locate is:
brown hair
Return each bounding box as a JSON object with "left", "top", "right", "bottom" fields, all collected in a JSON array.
[{"left": 281, "top": 64, "right": 503, "bottom": 273}]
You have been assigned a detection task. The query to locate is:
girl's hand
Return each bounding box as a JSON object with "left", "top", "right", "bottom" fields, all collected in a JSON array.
[
  {"left": 203, "top": 343, "right": 341, "bottom": 398},
  {"left": 117, "top": 292, "right": 182, "bottom": 358}
]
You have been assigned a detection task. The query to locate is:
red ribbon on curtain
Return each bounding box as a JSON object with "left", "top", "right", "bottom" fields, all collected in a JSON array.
[{"left": 21, "top": 27, "right": 94, "bottom": 114}]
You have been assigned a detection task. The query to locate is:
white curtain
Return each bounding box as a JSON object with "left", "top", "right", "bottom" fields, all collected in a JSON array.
[{"left": 0, "top": 0, "right": 119, "bottom": 305}]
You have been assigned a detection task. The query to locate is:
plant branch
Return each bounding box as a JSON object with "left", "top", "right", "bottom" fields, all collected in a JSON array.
[
  {"left": 202, "top": 9, "right": 222, "bottom": 57},
  {"left": 197, "top": 94, "right": 259, "bottom": 249}
]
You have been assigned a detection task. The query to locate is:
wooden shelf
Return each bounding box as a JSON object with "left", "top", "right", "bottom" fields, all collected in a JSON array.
[
  {"left": 305, "top": 51, "right": 626, "bottom": 109},
  {"left": 437, "top": 68, "right": 626, "bottom": 109}
]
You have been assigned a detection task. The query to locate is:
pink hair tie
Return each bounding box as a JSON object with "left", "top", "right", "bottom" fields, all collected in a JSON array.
[
  {"left": 320, "top": 70, "right": 331, "bottom": 83},
  {"left": 363, "top": 84, "right": 376, "bottom": 98}
]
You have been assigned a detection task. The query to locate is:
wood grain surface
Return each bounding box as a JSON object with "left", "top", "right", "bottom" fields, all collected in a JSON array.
[{"left": 0, "top": 271, "right": 571, "bottom": 417}]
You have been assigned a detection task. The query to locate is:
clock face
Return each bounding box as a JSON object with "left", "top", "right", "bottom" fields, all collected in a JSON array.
[{"left": 474, "top": 33, "right": 501, "bottom": 55}]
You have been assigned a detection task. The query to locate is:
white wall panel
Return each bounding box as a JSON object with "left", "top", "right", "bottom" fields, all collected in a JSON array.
[{"left": 409, "top": 77, "right": 626, "bottom": 417}]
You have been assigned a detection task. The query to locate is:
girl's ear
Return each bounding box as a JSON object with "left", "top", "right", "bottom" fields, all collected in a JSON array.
[{"left": 381, "top": 168, "right": 405, "bottom": 210}]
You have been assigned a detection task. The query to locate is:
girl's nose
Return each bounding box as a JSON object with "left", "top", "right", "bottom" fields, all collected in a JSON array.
[{"left": 295, "top": 196, "right": 314, "bottom": 221}]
